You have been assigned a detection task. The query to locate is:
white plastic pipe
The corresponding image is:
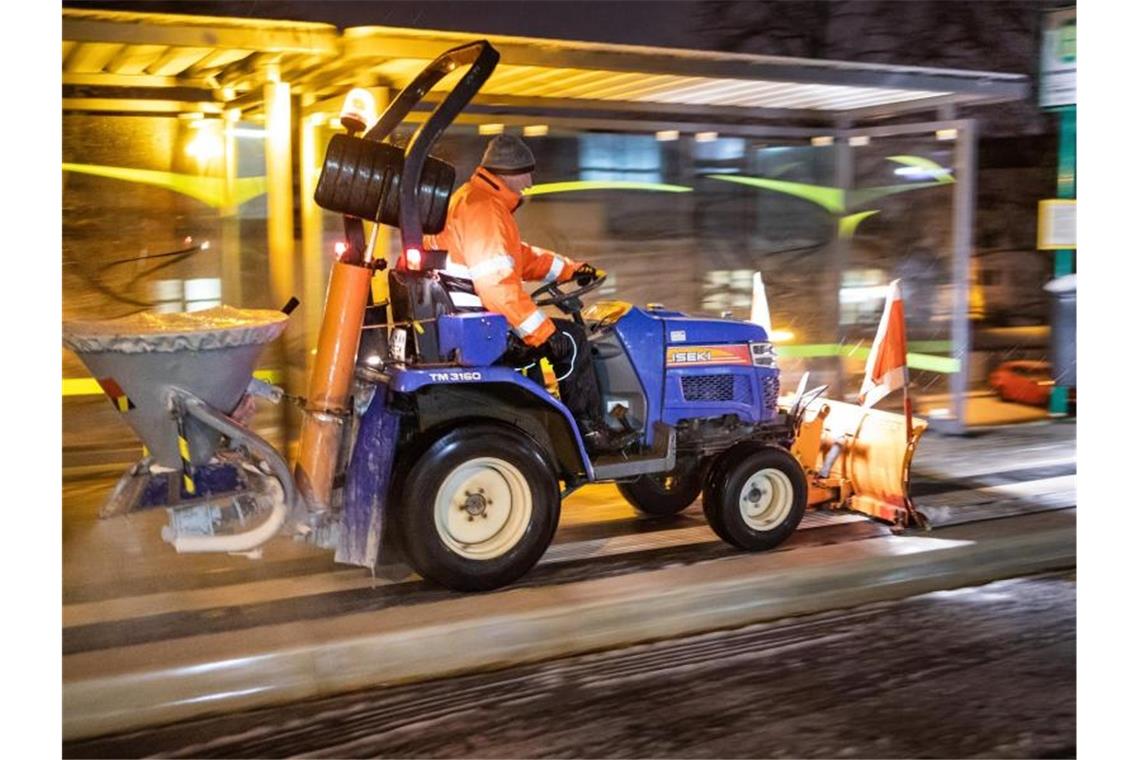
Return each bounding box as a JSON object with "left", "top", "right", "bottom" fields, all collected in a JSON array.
[
  {"left": 167, "top": 390, "right": 296, "bottom": 554},
  {"left": 169, "top": 479, "right": 289, "bottom": 554}
]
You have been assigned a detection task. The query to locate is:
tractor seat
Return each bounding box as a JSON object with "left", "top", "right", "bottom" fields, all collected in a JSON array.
[
  {"left": 387, "top": 269, "right": 508, "bottom": 366},
  {"left": 387, "top": 268, "right": 457, "bottom": 323},
  {"left": 387, "top": 269, "right": 455, "bottom": 363}
]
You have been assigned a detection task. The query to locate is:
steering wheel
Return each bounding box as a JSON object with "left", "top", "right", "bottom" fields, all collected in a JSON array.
[{"left": 530, "top": 273, "right": 607, "bottom": 315}]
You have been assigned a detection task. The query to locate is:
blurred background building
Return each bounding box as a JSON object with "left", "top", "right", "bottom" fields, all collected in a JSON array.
[{"left": 62, "top": 3, "right": 1073, "bottom": 463}]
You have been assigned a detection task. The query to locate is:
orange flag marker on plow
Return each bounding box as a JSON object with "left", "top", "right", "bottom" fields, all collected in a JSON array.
[{"left": 858, "top": 279, "right": 914, "bottom": 443}]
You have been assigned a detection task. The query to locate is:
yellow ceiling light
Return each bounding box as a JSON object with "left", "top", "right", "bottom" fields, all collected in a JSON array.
[
  {"left": 936, "top": 128, "right": 958, "bottom": 141},
  {"left": 811, "top": 136, "right": 834, "bottom": 147},
  {"left": 478, "top": 123, "right": 505, "bottom": 135},
  {"left": 185, "top": 131, "right": 223, "bottom": 161},
  {"left": 848, "top": 135, "right": 870, "bottom": 146},
  {"left": 694, "top": 131, "right": 718, "bottom": 142},
  {"left": 523, "top": 124, "right": 549, "bottom": 136},
  {"left": 655, "top": 130, "right": 679, "bottom": 141}
]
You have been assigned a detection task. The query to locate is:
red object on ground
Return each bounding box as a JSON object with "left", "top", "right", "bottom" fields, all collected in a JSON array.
[{"left": 989, "top": 360, "right": 1054, "bottom": 407}]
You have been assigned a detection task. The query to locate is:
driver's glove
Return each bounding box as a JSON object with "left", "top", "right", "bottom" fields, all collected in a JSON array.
[
  {"left": 573, "top": 262, "right": 605, "bottom": 286},
  {"left": 542, "top": 330, "right": 577, "bottom": 364}
]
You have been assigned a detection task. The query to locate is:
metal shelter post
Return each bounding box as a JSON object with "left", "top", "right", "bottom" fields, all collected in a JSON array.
[
  {"left": 221, "top": 107, "right": 243, "bottom": 306},
  {"left": 266, "top": 70, "right": 295, "bottom": 315},
  {"left": 949, "top": 119, "right": 977, "bottom": 433},
  {"left": 831, "top": 127, "right": 854, "bottom": 398},
  {"left": 265, "top": 67, "right": 299, "bottom": 443},
  {"left": 299, "top": 104, "right": 324, "bottom": 364}
]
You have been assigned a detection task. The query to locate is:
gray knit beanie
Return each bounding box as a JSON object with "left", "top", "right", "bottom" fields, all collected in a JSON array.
[{"left": 481, "top": 134, "right": 536, "bottom": 175}]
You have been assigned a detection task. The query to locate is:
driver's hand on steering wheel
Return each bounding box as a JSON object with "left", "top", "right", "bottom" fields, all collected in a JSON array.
[{"left": 574, "top": 262, "right": 605, "bottom": 286}]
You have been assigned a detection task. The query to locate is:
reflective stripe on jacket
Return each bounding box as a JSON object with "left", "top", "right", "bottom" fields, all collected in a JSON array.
[{"left": 425, "top": 167, "right": 579, "bottom": 346}]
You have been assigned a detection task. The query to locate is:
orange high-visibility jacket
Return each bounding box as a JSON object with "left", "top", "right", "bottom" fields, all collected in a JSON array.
[{"left": 426, "top": 167, "right": 580, "bottom": 346}]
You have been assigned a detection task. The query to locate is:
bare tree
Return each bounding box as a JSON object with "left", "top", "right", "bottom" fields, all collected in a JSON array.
[
  {"left": 698, "top": 1, "right": 1046, "bottom": 70},
  {"left": 695, "top": 0, "right": 1066, "bottom": 136}
]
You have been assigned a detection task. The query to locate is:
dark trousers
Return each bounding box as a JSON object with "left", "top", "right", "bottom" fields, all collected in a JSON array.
[{"left": 546, "top": 318, "right": 605, "bottom": 427}]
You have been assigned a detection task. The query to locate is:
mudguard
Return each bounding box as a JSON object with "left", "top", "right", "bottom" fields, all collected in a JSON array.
[
  {"left": 337, "top": 385, "right": 401, "bottom": 568},
  {"left": 387, "top": 366, "right": 594, "bottom": 479},
  {"left": 338, "top": 366, "right": 597, "bottom": 570}
]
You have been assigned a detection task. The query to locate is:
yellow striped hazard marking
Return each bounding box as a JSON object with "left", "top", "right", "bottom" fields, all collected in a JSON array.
[{"left": 64, "top": 370, "right": 282, "bottom": 397}]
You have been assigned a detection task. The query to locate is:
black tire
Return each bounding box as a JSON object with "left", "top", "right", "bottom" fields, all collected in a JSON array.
[
  {"left": 617, "top": 459, "right": 703, "bottom": 517},
  {"left": 314, "top": 134, "right": 455, "bottom": 234},
  {"left": 397, "top": 424, "right": 560, "bottom": 592},
  {"left": 701, "top": 452, "right": 737, "bottom": 544},
  {"left": 702, "top": 446, "right": 807, "bottom": 551}
]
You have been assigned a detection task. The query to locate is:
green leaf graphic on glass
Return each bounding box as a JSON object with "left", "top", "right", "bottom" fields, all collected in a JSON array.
[{"left": 710, "top": 154, "right": 955, "bottom": 239}]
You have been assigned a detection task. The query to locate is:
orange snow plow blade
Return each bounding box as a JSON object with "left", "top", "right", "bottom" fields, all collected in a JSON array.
[{"left": 785, "top": 397, "right": 927, "bottom": 528}]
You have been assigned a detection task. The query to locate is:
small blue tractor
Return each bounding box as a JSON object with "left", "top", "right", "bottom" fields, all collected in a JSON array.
[{"left": 65, "top": 41, "right": 920, "bottom": 593}]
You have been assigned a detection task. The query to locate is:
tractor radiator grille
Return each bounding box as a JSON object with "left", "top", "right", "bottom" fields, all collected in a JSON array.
[
  {"left": 681, "top": 375, "right": 733, "bottom": 401},
  {"left": 761, "top": 375, "right": 779, "bottom": 415},
  {"left": 681, "top": 374, "right": 753, "bottom": 405}
]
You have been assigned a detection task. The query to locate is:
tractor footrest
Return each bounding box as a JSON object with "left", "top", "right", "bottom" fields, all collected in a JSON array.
[{"left": 592, "top": 423, "right": 676, "bottom": 480}]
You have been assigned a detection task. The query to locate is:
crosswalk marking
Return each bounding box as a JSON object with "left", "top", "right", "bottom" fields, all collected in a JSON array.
[
  {"left": 62, "top": 473, "right": 1076, "bottom": 632},
  {"left": 62, "top": 512, "right": 864, "bottom": 629}
]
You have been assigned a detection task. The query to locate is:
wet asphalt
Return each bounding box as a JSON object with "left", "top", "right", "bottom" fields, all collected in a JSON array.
[{"left": 65, "top": 572, "right": 1075, "bottom": 759}]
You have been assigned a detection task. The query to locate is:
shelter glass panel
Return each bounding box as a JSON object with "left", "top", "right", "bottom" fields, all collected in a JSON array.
[
  {"left": 846, "top": 133, "right": 957, "bottom": 416},
  {"left": 62, "top": 113, "right": 274, "bottom": 453}
]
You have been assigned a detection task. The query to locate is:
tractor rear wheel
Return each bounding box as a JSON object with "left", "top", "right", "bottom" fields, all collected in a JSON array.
[
  {"left": 617, "top": 459, "right": 703, "bottom": 517},
  {"left": 397, "top": 424, "right": 560, "bottom": 591},
  {"left": 703, "top": 446, "right": 807, "bottom": 551}
]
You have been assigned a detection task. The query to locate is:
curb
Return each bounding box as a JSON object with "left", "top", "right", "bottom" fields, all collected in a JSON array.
[{"left": 63, "top": 511, "right": 1074, "bottom": 740}]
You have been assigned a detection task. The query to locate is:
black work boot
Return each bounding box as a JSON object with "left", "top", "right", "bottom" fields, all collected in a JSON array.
[{"left": 581, "top": 419, "right": 638, "bottom": 455}]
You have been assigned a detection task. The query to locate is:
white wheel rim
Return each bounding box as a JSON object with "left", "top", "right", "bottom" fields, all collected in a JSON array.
[
  {"left": 434, "top": 457, "right": 532, "bottom": 560},
  {"left": 738, "top": 467, "right": 795, "bottom": 531}
]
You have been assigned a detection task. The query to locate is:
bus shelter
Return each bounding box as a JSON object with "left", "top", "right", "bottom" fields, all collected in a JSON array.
[{"left": 63, "top": 8, "right": 1030, "bottom": 436}]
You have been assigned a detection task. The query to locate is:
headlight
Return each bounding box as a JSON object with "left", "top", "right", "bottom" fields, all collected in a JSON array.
[{"left": 749, "top": 341, "right": 777, "bottom": 367}]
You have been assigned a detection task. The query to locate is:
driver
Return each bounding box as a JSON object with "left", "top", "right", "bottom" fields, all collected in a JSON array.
[{"left": 426, "top": 134, "right": 631, "bottom": 453}]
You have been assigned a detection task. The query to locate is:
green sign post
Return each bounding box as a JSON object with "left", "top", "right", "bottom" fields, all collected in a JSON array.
[{"left": 1041, "top": 7, "right": 1076, "bottom": 415}]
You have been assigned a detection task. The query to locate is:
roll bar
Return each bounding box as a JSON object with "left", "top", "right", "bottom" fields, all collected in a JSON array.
[{"left": 340, "top": 41, "right": 500, "bottom": 263}]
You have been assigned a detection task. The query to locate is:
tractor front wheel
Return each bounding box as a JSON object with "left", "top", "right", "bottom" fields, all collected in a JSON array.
[
  {"left": 398, "top": 424, "right": 560, "bottom": 591},
  {"left": 703, "top": 446, "right": 807, "bottom": 551}
]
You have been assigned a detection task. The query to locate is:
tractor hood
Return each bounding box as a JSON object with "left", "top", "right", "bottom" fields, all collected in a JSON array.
[{"left": 639, "top": 308, "right": 769, "bottom": 345}]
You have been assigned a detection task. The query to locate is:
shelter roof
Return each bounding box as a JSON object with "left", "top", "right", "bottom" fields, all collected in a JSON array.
[{"left": 63, "top": 9, "right": 1028, "bottom": 124}]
